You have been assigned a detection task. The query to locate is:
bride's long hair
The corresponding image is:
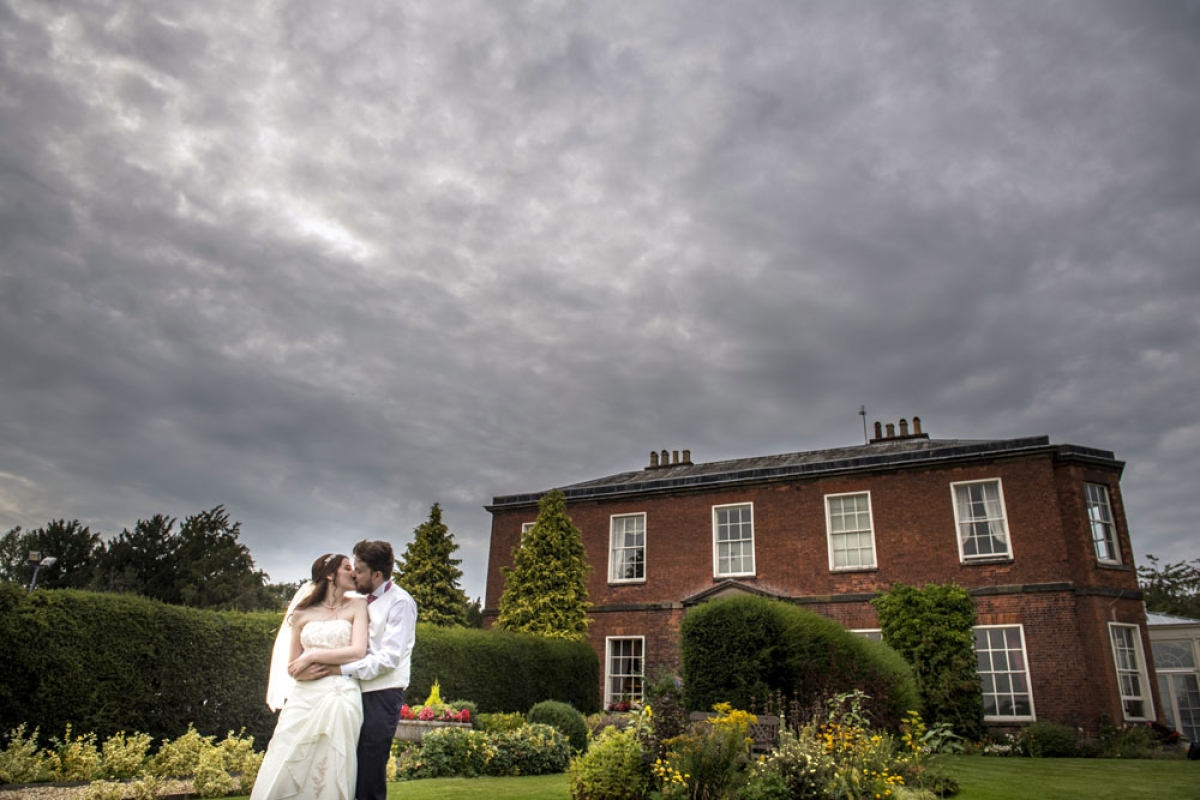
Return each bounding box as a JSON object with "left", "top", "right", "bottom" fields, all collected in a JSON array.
[{"left": 295, "top": 553, "right": 348, "bottom": 611}]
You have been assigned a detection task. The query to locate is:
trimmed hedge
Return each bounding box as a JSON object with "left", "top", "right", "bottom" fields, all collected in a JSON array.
[
  {"left": 409, "top": 624, "right": 599, "bottom": 715},
  {"left": 0, "top": 583, "right": 278, "bottom": 746},
  {"left": 680, "top": 595, "right": 919, "bottom": 730},
  {"left": 0, "top": 585, "right": 598, "bottom": 747}
]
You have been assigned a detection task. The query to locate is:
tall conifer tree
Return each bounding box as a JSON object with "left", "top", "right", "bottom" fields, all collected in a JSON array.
[
  {"left": 396, "top": 503, "right": 469, "bottom": 626},
  {"left": 496, "top": 488, "right": 592, "bottom": 640}
]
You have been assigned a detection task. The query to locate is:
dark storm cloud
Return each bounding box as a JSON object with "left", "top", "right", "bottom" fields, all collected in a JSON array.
[{"left": 2, "top": 0, "right": 1198, "bottom": 595}]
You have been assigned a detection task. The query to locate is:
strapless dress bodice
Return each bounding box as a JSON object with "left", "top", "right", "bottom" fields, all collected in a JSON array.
[{"left": 301, "top": 619, "right": 352, "bottom": 650}]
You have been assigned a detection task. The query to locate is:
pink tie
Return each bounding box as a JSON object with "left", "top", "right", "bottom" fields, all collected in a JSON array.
[{"left": 367, "top": 594, "right": 376, "bottom": 604}]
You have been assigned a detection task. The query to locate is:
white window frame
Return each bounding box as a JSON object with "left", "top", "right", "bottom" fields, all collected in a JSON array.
[
  {"left": 520, "top": 521, "right": 535, "bottom": 538},
  {"left": 712, "top": 502, "right": 755, "bottom": 577},
  {"left": 605, "top": 636, "right": 645, "bottom": 708},
  {"left": 1085, "top": 483, "right": 1120, "bottom": 564},
  {"left": 974, "top": 624, "right": 1036, "bottom": 722},
  {"left": 1109, "top": 623, "right": 1153, "bottom": 721},
  {"left": 951, "top": 479, "right": 1013, "bottom": 562},
  {"left": 1152, "top": 638, "right": 1200, "bottom": 743},
  {"left": 851, "top": 628, "right": 883, "bottom": 642},
  {"left": 825, "top": 491, "right": 877, "bottom": 571},
  {"left": 608, "top": 513, "right": 647, "bottom": 584}
]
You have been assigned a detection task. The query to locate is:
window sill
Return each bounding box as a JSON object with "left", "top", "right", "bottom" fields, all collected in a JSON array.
[
  {"left": 830, "top": 566, "right": 879, "bottom": 574},
  {"left": 608, "top": 579, "right": 647, "bottom": 586},
  {"left": 1096, "top": 561, "right": 1130, "bottom": 571},
  {"left": 961, "top": 556, "right": 1014, "bottom": 566}
]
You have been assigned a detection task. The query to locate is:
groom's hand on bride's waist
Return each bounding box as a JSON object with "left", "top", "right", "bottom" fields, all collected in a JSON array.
[{"left": 294, "top": 663, "right": 334, "bottom": 681}]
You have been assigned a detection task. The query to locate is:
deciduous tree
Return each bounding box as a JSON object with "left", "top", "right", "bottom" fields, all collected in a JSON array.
[
  {"left": 1139, "top": 555, "right": 1200, "bottom": 619},
  {"left": 496, "top": 489, "right": 592, "bottom": 640}
]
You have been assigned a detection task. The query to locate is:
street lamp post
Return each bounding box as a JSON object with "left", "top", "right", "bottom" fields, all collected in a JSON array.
[{"left": 27, "top": 551, "right": 57, "bottom": 591}]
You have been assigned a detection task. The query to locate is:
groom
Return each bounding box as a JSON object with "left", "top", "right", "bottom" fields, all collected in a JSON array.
[{"left": 300, "top": 539, "right": 418, "bottom": 800}]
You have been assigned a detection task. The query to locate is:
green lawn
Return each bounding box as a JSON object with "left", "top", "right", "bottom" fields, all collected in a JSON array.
[
  {"left": 946, "top": 755, "right": 1197, "bottom": 800},
  {"left": 225, "top": 757, "right": 1196, "bottom": 799}
]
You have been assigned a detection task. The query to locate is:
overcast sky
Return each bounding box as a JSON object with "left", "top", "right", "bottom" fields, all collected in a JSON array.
[{"left": 2, "top": 1, "right": 1198, "bottom": 602}]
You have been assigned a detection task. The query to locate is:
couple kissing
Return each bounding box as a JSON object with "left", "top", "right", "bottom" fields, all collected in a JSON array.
[{"left": 256, "top": 539, "right": 418, "bottom": 800}]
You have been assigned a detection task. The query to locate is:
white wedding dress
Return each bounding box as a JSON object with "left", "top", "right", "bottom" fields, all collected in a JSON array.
[{"left": 252, "top": 620, "right": 363, "bottom": 800}]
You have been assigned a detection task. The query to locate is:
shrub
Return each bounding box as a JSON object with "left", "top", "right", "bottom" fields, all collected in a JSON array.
[
  {"left": 100, "top": 730, "right": 152, "bottom": 779},
  {"left": 81, "top": 780, "right": 125, "bottom": 800},
  {"left": 474, "top": 712, "right": 527, "bottom": 733},
  {"left": 192, "top": 746, "right": 234, "bottom": 798},
  {"left": 218, "top": 729, "right": 263, "bottom": 794},
  {"left": 741, "top": 728, "right": 836, "bottom": 800},
  {"left": 1019, "top": 721, "right": 1079, "bottom": 758},
  {"left": 874, "top": 582, "right": 984, "bottom": 739},
  {"left": 50, "top": 725, "right": 101, "bottom": 782},
  {"left": 681, "top": 595, "right": 919, "bottom": 731},
  {"left": 128, "top": 775, "right": 164, "bottom": 800},
  {"left": 150, "top": 724, "right": 216, "bottom": 778},
  {"left": 0, "top": 724, "right": 50, "bottom": 784},
  {"left": 1090, "top": 721, "right": 1162, "bottom": 759},
  {"left": 655, "top": 711, "right": 752, "bottom": 799},
  {"left": 410, "top": 622, "right": 600, "bottom": 714},
  {"left": 408, "top": 727, "right": 496, "bottom": 778},
  {"left": 568, "top": 727, "right": 650, "bottom": 800},
  {"left": 491, "top": 723, "right": 572, "bottom": 776},
  {"left": 529, "top": 699, "right": 589, "bottom": 752}
]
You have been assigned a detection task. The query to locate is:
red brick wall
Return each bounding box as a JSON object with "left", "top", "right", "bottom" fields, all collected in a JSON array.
[{"left": 484, "top": 450, "right": 1153, "bottom": 730}]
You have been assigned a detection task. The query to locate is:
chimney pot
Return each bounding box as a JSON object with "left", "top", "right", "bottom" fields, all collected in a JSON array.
[
  {"left": 672, "top": 450, "right": 679, "bottom": 464},
  {"left": 683, "top": 449, "right": 692, "bottom": 464},
  {"left": 913, "top": 416, "right": 922, "bottom": 435},
  {"left": 899, "top": 418, "right": 909, "bottom": 436},
  {"left": 649, "top": 451, "right": 659, "bottom": 468},
  {"left": 661, "top": 449, "right": 669, "bottom": 465},
  {"left": 874, "top": 421, "right": 882, "bottom": 439},
  {"left": 886, "top": 422, "right": 896, "bottom": 438}
]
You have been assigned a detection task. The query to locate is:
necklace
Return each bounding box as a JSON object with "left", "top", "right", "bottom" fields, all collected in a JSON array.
[{"left": 322, "top": 597, "right": 340, "bottom": 609}]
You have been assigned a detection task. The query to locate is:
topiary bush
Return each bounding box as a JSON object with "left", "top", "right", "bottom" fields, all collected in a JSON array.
[
  {"left": 529, "top": 699, "right": 589, "bottom": 752},
  {"left": 681, "top": 595, "right": 919, "bottom": 731}
]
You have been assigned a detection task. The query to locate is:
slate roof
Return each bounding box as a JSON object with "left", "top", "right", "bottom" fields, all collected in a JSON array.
[{"left": 488, "top": 434, "right": 1122, "bottom": 509}]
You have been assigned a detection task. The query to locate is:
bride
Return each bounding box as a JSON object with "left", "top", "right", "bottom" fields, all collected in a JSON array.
[{"left": 253, "top": 553, "right": 369, "bottom": 800}]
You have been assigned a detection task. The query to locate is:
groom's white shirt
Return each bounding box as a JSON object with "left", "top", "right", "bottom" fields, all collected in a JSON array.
[{"left": 340, "top": 581, "right": 417, "bottom": 692}]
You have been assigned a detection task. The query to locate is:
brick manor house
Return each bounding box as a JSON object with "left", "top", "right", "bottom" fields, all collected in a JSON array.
[{"left": 483, "top": 418, "right": 1157, "bottom": 732}]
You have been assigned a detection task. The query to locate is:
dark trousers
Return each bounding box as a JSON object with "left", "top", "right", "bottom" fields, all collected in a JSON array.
[{"left": 356, "top": 687, "right": 404, "bottom": 800}]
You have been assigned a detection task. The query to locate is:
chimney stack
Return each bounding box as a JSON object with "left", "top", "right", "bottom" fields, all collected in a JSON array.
[
  {"left": 869, "top": 415, "right": 930, "bottom": 443},
  {"left": 646, "top": 447, "right": 695, "bottom": 469}
]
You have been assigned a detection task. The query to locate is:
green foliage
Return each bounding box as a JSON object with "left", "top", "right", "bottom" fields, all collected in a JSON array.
[
  {"left": 397, "top": 503, "right": 471, "bottom": 627},
  {"left": 49, "top": 724, "right": 101, "bottom": 781},
  {"left": 1138, "top": 555, "right": 1200, "bottom": 618},
  {"left": 192, "top": 746, "right": 235, "bottom": 798},
  {"left": 568, "top": 727, "right": 651, "bottom": 800},
  {"left": 655, "top": 705, "right": 754, "bottom": 799},
  {"left": 873, "top": 582, "right": 984, "bottom": 739},
  {"left": 0, "top": 724, "right": 51, "bottom": 783},
  {"left": 743, "top": 727, "right": 837, "bottom": 800},
  {"left": 0, "top": 586, "right": 280, "bottom": 745},
  {"left": 474, "top": 712, "right": 528, "bottom": 733},
  {"left": 150, "top": 724, "right": 215, "bottom": 778},
  {"left": 1018, "top": 721, "right": 1079, "bottom": 758},
  {"left": 81, "top": 780, "right": 126, "bottom": 800},
  {"left": 175, "top": 506, "right": 272, "bottom": 610},
  {"left": 529, "top": 700, "right": 589, "bottom": 752},
  {"left": 100, "top": 730, "right": 152, "bottom": 779},
  {"left": 410, "top": 622, "right": 600, "bottom": 714},
  {"left": 491, "top": 724, "right": 572, "bottom": 776},
  {"left": 0, "top": 520, "right": 103, "bottom": 590},
  {"left": 497, "top": 489, "right": 593, "bottom": 641},
  {"left": 681, "top": 595, "right": 919, "bottom": 731},
  {"left": 409, "top": 727, "right": 498, "bottom": 778}
]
